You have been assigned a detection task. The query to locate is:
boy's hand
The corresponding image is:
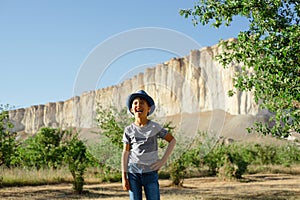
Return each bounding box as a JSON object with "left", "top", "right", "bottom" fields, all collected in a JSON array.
[
  {"left": 122, "top": 178, "right": 130, "bottom": 191},
  {"left": 151, "top": 159, "right": 166, "bottom": 171}
]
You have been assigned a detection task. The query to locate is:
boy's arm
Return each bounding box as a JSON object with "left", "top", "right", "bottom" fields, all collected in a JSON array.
[
  {"left": 122, "top": 143, "right": 130, "bottom": 191},
  {"left": 151, "top": 133, "right": 176, "bottom": 171}
]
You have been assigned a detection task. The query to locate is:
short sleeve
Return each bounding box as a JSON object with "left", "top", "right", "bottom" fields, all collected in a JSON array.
[
  {"left": 122, "top": 127, "right": 130, "bottom": 144},
  {"left": 158, "top": 126, "right": 168, "bottom": 139}
]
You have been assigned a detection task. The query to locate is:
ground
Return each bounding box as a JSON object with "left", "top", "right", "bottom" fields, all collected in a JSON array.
[{"left": 1, "top": 173, "right": 300, "bottom": 200}]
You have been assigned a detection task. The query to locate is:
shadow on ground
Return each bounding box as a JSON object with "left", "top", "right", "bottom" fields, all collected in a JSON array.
[{"left": 1, "top": 173, "right": 300, "bottom": 200}]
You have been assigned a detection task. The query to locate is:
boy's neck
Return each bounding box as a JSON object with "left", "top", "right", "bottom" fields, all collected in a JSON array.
[{"left": 134, "top": 117, "right": 149, "bottom": 127}]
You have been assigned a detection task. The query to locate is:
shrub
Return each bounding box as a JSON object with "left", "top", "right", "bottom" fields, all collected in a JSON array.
[
  {"left": 273, "top": 143, "right": 300, "bottom": 166},
  {"left": 239, "top": 143, "right": 300, "bottom": 167},
  {"left": 62, "top": 131, "right": 93, "bottom": 194},
  {"left": 169, "top": 157, "right": 186, "bottom": 186},
  {"left": 203, "top": 144, "right": 249, "bottom": 179},
  {"left": 218, "top": 150, "right": 248, "bottom": 179},
  {"left": 253, "top": 144, "right": 277, "bottom": 165},
  {"left": 0, "top": 106, "right": 17, "bottom": 167},
  {"left": 11, "top": 127, "right": 66, "bottom": 169},
  {"left": 218, "top": 153, "right": 239, "bottom": 180}
]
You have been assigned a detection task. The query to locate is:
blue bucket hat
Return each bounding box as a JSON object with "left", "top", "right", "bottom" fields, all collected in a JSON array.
[{"left": 126, "top": 90, "right": 155, "bottom": 116}]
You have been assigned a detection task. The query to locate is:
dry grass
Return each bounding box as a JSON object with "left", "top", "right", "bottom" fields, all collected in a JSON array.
[
  {"left": 0, "top": 167, "right": 106, "bottom": 187},
  {"left": 1, "top": 165, "right": 300, "bottom": 200},
  {"left": 1, "top": 173, "right": 300, "bottom": 200},
  {"left": 0, "top": 167, "right": 73, "bottom": 186}
]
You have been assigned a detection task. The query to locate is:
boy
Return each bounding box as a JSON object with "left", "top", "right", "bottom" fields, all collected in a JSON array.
[{"left": 122, "top": 90, "right": 176, "bottom": 200}]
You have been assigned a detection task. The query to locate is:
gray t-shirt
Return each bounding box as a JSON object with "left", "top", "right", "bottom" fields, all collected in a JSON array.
[{"left": 123, "top": 120, "right": 168, "bottom": 166}]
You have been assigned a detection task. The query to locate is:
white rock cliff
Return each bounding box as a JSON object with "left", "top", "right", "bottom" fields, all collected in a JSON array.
[{"left": 9, "top": 42, "right": 259, "bottom": 134}]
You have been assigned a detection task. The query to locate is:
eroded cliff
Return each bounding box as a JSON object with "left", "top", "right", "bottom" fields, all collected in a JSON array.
[{"left": 9, "top": 41, "right": 259, "bottom": 134}]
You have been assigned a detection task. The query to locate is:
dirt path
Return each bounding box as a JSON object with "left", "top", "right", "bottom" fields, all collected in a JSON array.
[{"left": 1, "top": 173, "right": 300, "bottom": 200}]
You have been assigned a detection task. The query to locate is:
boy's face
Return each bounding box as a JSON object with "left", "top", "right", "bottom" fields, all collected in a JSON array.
[{"left": 130, "top": 97, "right": 151, "bottom": 117}]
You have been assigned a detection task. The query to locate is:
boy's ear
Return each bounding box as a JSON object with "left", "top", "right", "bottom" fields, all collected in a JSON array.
[
  {"left": 130, "top": 107, "right": 134, "bottom": 113},
  {"left": 147, "top": 107, "right": 151, "bottom": 114}
]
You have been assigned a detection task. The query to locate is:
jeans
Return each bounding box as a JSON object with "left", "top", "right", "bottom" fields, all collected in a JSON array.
[{"left": 128, "top": 171, "right": 160, "bottom": 200}]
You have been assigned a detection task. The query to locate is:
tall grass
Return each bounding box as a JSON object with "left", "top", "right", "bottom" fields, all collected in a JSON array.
[
  {"left": 247, "top": 164, "right": 300, "bottom": 175},
  {"left": 0, "top": 166, "right": 120, "bottom": 187},
  {"left": 0, "top": 167, "right": 73, "bottom": 187}
]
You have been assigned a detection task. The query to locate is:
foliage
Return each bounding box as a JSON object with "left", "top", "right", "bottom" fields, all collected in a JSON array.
[
  {"left": 88, "top": 136, "right": 121, "bottom": 173},
  {"left": 218, "top": 154, "right": 239, "bottom": 180},
  {"left": 1, "top": 126, "right": 300, "bottom": 187},
  {"left": 96, "top": 105, "right": 133, "bottom": 150},
  {"left": 168, "top": 142, "right": 204, "bottom": 186},
  {"left": 167, "top": 130, "right": 217, "bottom": 185},
  {"left": 241, "top": 143, "right": 300, "bottom": 166},
  {"left": 275, "top": 143, "right": 300, "bottom": 166},
  {"left": 94, "top": 105, "right": 133, "bottom": 175},
  {"left": 203, "top": 144, "right": 249, "bottom": 179},
  {"left": 202, "top": 141, "right": 300, "bottom": 179},
  {"left": 168, "top": 156, "right": 187, "bottom": 186},
  {"left": 10, "top": 126, "right": 95, "bottom": 193},
  {"left": 62, "top": 131, "right": 93, "bottom": 194},
  {"left": 0, "top": 104, "right": 17, "bottom": 167},
  {"left": 180, "top": 0, "right": 300, "bottom": 137},
  {"left": 166, "top": 135, "right": 190, "bottom": 186},
  {"left": 249, "top": 144, "right": 277, "bottom": 165},
  {"left": 12, "top": 127, "right": 66, "bottom": 169}
]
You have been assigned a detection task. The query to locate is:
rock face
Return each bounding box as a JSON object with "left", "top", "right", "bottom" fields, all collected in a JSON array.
[{"left": 9, "top": 41, "right": 259, "bottom": 134}]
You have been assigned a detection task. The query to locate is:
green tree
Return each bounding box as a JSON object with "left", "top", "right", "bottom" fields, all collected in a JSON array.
[
  {"left": 180, "top": 0, "right": 300, "bottom": 137},
  {"left": 0, "top": 104, "right": 17, "bottom": 167},
  {"left": 62, "top": 131, "right": 93, "bottom": 194},
  {"left": 96, "top": 105, "right": 133, "bottom": 150},
  {"left": 13, "top": 127, "right": 66, "bottom": 169}
]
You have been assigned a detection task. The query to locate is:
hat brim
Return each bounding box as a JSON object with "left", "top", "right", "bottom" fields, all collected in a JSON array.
[{"left": 126, "top": 93, "right": 155, "bottom": 116}]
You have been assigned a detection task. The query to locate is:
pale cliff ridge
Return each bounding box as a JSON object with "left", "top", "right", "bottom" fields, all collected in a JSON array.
[{"left": 9, "top": 41, "right": 259, "bottom": 134}]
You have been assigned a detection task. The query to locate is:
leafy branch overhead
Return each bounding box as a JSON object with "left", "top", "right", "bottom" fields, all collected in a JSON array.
[{"left": 180, "top": 0, "right": 300, "bottom": 137}]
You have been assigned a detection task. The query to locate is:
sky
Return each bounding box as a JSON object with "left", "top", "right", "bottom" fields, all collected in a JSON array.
[{"left": 0, "top": 0, "right": 249, "bottom": 109}]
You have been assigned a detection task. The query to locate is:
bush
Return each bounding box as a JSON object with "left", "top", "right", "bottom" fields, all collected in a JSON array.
[
  {"left": 11, "top": 127, "right": 67, "bottom": 169},
  {"left": 275, "top": 144, "right": 300, "bottom": 166},
  {"left": 62, "top": 131, "right": 94, "bottom": 194},
  {"left": 253, "top": 144, "right": 277, "bottom": 165},
  {"left": 0, "top": 107, "right": 17, "bottom": 167},
  {"left": 238, "top": 143, "right": 300, "bottom": 167},
  {"left": 218, "top": 154, "right": 239, "bottom": 180},
  {"left": 218, "top": 151, "right": 248, "bottom": 180},
  {"left": 203, "top": 144, "right": 249, "bottom": 179},
  {"left": 168, "top": 155, "right": 187, "bottom": 186}
]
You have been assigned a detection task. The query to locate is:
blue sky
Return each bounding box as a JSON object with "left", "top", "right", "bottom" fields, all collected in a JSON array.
[{"left": 0, "top": 0, "right": 248, "bottom": 109}]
